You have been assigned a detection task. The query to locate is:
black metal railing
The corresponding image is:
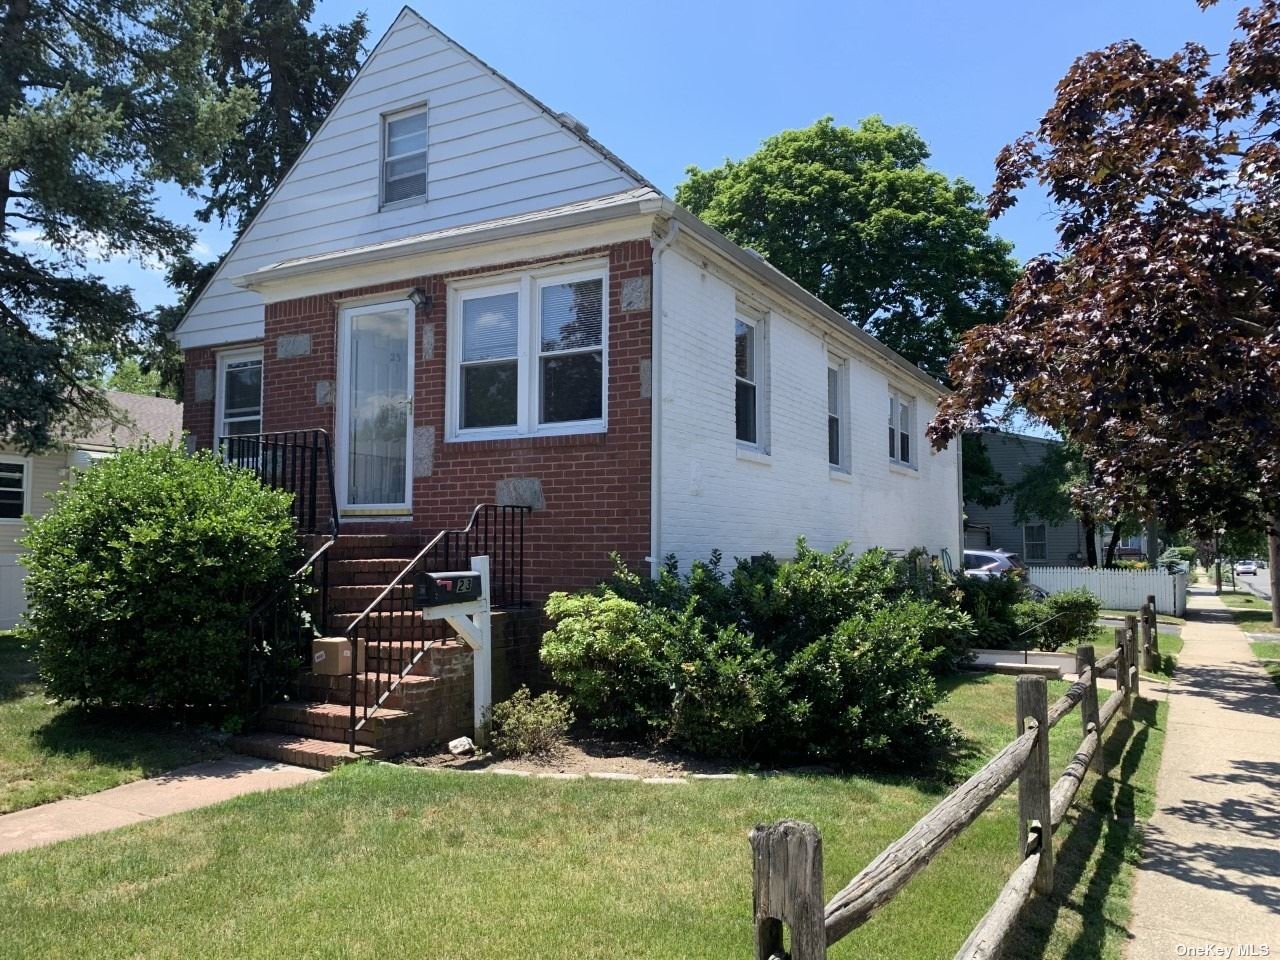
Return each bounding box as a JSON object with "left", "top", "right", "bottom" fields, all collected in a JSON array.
[
  {"left": 227, "top": 430, "right": 341, "bottom": 715},
  {"left": 241, "top": 538, "right": 335, "bottom": 715},
  {"left": 220, "top": 430, "right": 339, "bottom": 537},
  {"left": 344, "top": 503, "right": 530, "bottom": 749}
]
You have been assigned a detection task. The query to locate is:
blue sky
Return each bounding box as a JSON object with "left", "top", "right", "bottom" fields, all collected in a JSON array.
[{"left": 71, "top": 0, "right": 1243, "bottom": 311}]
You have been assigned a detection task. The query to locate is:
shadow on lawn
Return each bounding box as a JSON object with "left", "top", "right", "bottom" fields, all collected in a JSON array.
[
  {"left": 1003, "top": 696, "right": 1159, "bottom": 960},
  {"left": 31, "top": 705, "right": 216, "bottom": 775}
]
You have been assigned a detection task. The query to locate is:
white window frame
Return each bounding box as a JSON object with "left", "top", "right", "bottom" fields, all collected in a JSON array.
[
  {"left": 827, "top": 357, "right": 850, "bottom": 473},
  {"left": 888, "top": 389, "right": 916, "bottom": 468},
  {"left": 214, "top": 346, "right": 264, "bottom": 445},
  {"left": 0, "top": 454, "right": 32, "bottom": 523},
  {"left": 445, "top": 263, "right": 609, "bottom": 442},
  {"left": 381, "top": 104, "right": 428, "bottom": 210},
  {"left": 734, "top": 309, "right": 769, "bottom": 454},
  {"left": 1024, "top": 523, "right": 1048, "bottom": 562}
]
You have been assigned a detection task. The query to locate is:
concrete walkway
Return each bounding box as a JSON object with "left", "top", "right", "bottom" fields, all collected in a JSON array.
[
  {"left": 0, "top": 755, "right": 323, "bottom": 856},
  {"left": 1128, "top": 589, "right": 1280, "bottom": 958}
]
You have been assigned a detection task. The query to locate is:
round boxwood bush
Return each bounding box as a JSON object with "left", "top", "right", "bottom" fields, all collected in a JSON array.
[{"left": 22, "top": 441, "right": 300, "bottom": 720}]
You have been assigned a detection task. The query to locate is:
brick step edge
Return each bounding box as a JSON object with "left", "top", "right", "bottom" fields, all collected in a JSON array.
[{"left": 230, "top": 732, "right": 378, "bottom": 771}]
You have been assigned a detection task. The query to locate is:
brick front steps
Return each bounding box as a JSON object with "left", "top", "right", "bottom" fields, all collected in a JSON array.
[{"left": 230, "top": 732, "right": 378, "bottom": 771}]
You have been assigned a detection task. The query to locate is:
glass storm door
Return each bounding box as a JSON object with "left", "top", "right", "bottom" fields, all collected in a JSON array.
[{"left": 338, "top": 302, "right": 413, "bottom": 514}]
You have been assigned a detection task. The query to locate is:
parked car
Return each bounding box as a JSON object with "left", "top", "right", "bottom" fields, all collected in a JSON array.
[
  {"left": 1234, "top": 560, "right": 1258, "bottom": 576},
  {"left": 963, "top": 549, "right": 1047, "bottom": 598},
  {"left": 964, "top": 549, "right": 1028, "bottom": 578}
]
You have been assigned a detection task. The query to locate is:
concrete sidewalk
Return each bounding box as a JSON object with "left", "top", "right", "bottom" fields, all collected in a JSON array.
[
  {"left": 0, "top": 755, "right": 323, "bottom": 855},
  {"left": 1128, "top": 589, "right": 1280, "bottom": 959}
]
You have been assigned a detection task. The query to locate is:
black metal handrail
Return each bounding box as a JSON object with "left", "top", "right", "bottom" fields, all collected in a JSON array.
[
  {"left": 220, "top": 430, "right": 339, "bottom": 537},
  {"left": 344, "top": 503, "right": 529, "bottom": 750},
  {"left": 226, "top": 430, "right": 341, "bottom": 714}
]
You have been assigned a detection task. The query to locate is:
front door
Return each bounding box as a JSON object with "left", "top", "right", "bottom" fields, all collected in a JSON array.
[{"left": 337, "top": 300, "right": 414, "bottom": 516}]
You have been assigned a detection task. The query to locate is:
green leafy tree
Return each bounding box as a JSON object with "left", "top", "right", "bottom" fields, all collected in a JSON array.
[
  {"left": 0, "top": 0, "right": 253, "bottom": 452},
  {"left": 677, "top": 117, "right": 1019, "bottom": 373},
  {"left": 102, "top": 357, "right": 176, "bottom": 399},
  {"left": 200, "top": 0, "right": 367, "bottom": 233},
  {"left": 145, "top": 0, "right": 368, "bottom": 395},
  {"left": 961, "top": 434, "right": 1005, "bottom": 509}
]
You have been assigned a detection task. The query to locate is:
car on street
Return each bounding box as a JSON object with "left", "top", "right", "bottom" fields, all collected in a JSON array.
[{"left": 1234, "top": 559, "right": 1258, "bottom": 576}]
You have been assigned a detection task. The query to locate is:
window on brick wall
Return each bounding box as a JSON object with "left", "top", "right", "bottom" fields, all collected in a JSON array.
[
  {"left": 382, "top": 106, "right": 428, "bottom": 206},
  {"left": 215, "top": 347, "right": 263, "bottom": 441},
  {"left": 448, "top": 265, "right": 608, "bottom": 439},
  {"left": 888, "top": 389, "right": 915, "bottom": 467}
]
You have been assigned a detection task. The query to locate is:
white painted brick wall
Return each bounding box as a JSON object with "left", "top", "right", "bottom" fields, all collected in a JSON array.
[{"left": 657, "top": 247, "right": 961, "bottom": 569}]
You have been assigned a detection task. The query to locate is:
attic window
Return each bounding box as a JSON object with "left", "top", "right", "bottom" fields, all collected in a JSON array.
[{"left": 383, "top": 107, "right": 427, "bottom": 205}]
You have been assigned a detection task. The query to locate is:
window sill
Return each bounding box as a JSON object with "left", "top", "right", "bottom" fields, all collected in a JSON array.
[
  {"left": 380, "top": 195, "right": 427, "bottom": 213},
  {"left": 736, "top": 446, "right": 771, "bottom": 465},
  {"left": 889, "top": 461, "right": 919, "bottom": 477},
  {"left": 829, "top": 467, "right": 853, "bottom": 483},
  {"left": 447, "top": 422, "right": 607, "bottom": 444}
]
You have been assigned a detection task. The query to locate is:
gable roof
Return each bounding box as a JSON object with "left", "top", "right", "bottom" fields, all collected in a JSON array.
[
  {"left": 174, "top": 6, "right": 644, "bottom": 348},
  {"left": 76, "top": 392, "right": 184, "bottom": 451}
]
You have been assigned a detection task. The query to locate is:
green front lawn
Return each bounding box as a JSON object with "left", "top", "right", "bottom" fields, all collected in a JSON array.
[
  {"left": 0, "top": 673, "right": 1166, "bottom": 960},
  {"left": 0, "top": 633, "right": 216, "bottom": 814},
  {"left": 1217, "top": 590, "right": 1279, "bottom": 634},
  {"left": 1251, "top": 641, "right": 1280, "bottom": 692}
]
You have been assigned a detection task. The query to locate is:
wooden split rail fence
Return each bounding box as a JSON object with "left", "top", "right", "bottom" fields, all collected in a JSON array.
[{"left": 751, "top": 602, "right": 1158, "bottom": 960}]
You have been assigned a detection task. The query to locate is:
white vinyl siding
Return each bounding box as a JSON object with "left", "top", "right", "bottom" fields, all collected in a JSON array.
[
  {"left": 176, "top": 8, "right": 639, "bottom": 348},
  {"left": 447, "top": 265, "right": 607, "bottom": 440}
]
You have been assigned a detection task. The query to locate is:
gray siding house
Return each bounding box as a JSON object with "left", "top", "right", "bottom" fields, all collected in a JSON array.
[{"left": 963, "top": 431, "right": 1092, "bottom": 566}]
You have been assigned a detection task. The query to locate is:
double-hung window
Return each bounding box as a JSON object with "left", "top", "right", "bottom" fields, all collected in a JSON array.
[
  {"left": 828, "top": 361, "right": 849, "bottom": 470},
  {"left": 888, "top": 390, "right": 915, "bottom": 467},
  {"left": 735, "top": 316, "right": 760, "bottom": 446},
  {"left": 0, "top": 457, "right": 29, "bottom": 520},
  {"left": 216, "top": 348, "right": 263, "bottom": 441},
  {"left": 382, "top": 107, "right": 428, "bottom": 206},
  {"left": 1024, "top": 524, "right": 1048, "bottom": 562},
  {"left": 450, "top": 267, "right": 607, "bottom": 438}
]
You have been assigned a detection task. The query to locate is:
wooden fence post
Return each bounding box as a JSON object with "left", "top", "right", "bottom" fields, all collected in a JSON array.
[
  {"left": 1016, "top": 676, "right": 1054, "bottom": 895},
  {"left": 1125, "top": 615, "right": 1142, "bottom": 698},
  {"left": 1114, "top": 627, "right": 1131, "bottom": 717},
  {"left": 1140, "top": 603, "right": 1157, "bottom": 672},
  {"left": 751, "top": 820, "right": 826, "bottom": 960},
  {"left": 1146, "top": 594, "right": 1160, "bottom": 657},
  {"left": 1076, "top": 644, "right": 1101, "bottom": 770}
]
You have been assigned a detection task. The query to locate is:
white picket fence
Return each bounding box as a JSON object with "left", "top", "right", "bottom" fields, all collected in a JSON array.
[{"left": 1028, "top": 566, "right": 1189, "bottom": 616}]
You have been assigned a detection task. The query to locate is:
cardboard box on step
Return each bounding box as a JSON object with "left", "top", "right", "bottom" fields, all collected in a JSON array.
[{"left": 311, "top": 637, "right": 364, "bottom": 675}]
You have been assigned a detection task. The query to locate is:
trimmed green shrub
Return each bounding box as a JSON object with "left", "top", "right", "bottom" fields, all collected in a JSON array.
[
  {"left": 953, "top": 574, "right": 1030, "bottom": 649},
  {"left": 489, "top": 687, "right": 574, "bottom": 758},
  {"left": 540, "top": 591, "right": 673, "bottom": 735},
  {"left": 22, "top": 442, "right": 299, "bottom": 720},
  {"left": 542, "top": 542, "right": 967, "bottom": 769},
  {"left": 1012, "top": 587, "right": 1101, "bottom": 652}
]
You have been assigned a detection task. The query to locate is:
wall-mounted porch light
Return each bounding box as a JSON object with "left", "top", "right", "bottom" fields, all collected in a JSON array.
[{"left": 408, "top": 287, "right": 432, "bottom": 310}]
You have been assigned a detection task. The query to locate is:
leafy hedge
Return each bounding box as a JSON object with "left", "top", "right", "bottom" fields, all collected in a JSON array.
[
  {"left": 542, "top": 542, "right": 974, "bottom": 768},
  {"left": 22, "top": 442, "right": 301, "bottom": 721}
]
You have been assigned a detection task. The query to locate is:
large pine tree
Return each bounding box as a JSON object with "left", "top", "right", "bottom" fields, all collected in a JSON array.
[{"left": 0, "top": 0, "right": 252, "bottom": 451}]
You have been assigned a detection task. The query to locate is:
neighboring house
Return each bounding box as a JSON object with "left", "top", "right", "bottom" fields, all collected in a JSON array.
[
  {"left": 173, "top": 7, "right": 962, "bottom": 602},
  {"left": 963, "top": 430, "right": 1091, "bottom": 567},
  {"left": 0, "top": 391, "right": 184, "bottom": 628}
]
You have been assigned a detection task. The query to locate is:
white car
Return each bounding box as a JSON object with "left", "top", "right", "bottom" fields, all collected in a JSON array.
[{"left": 1234, "top": 560, "right": 1258, "bottom": 576}]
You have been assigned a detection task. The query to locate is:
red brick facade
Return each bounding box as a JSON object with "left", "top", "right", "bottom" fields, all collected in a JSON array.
[{"left": 183, "top": 240, "right": 653, "bottom": 599}]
